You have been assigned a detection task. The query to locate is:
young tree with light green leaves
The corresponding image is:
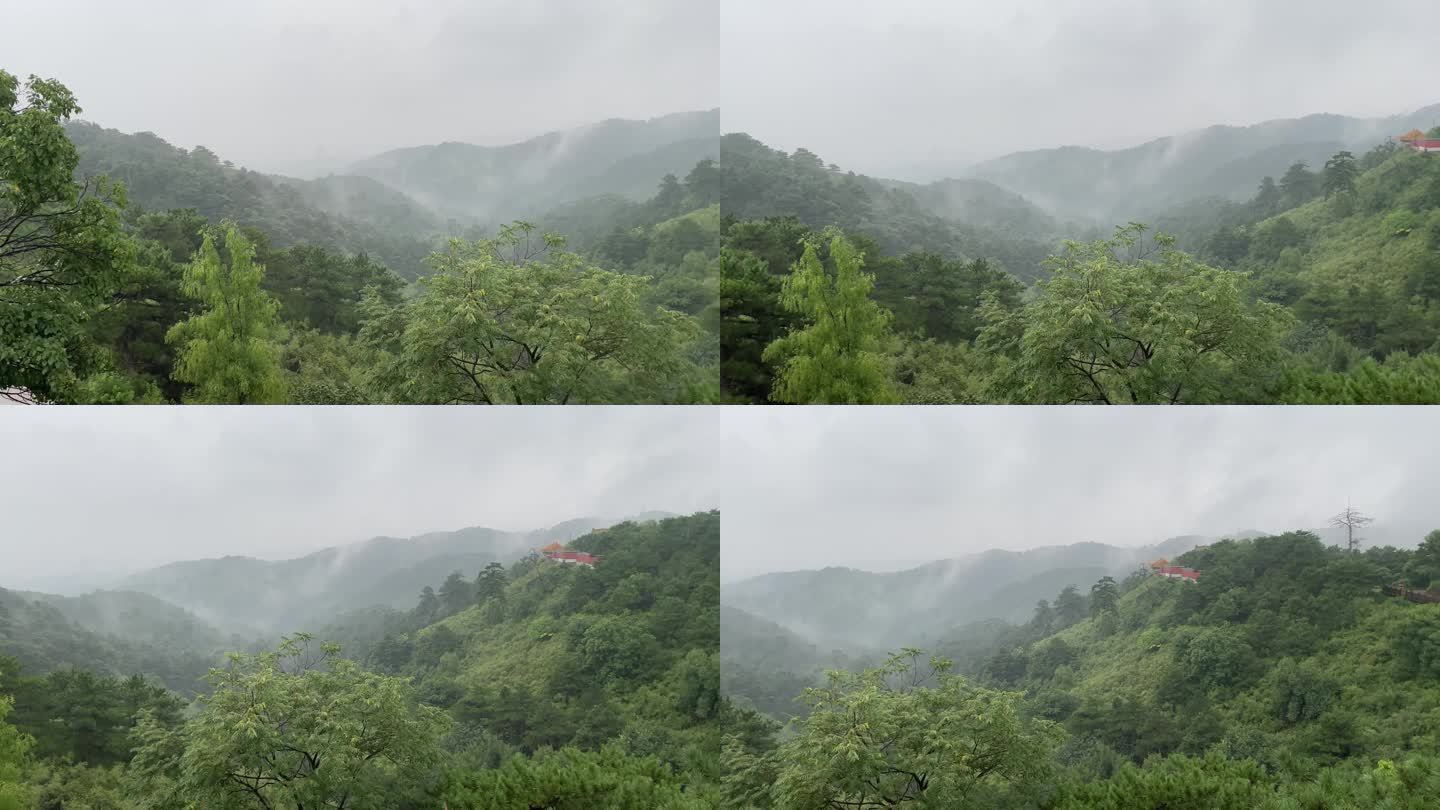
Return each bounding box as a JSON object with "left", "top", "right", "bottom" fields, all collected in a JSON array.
[
  {"left": 762, "top": 228, "right": 898, "bottom": 404},
  {"left": 724, "top": 650, "right": 1063, "bottom": 808},
  {"left": 129, "top": 634, "right": 449, "bottom": 809},
  {"left": 361, "top": 222, "right": 702, "bottom": 404},
  {"left": 0, "top": 697, "right": 34, "bottom": 810},
  {"left": 165, "top": 221, "right": 287, "bottom": 403},
  {"left": 979, "top": 224, "right": 1293, "bottom": 404}
]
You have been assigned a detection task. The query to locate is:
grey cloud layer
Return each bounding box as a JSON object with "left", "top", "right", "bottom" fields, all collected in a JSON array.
[
  {"left": 720, "top": 408, "right": 1440, "bottom": 581},
  {"left": 0, "top": 407, "right": 719, "bottom": 584},
  {"left": 0, "top": 0, "right": 718, "bottom": 173},
  {"left": 722, "top": 0, "right": 1439, "bottom": 176}
]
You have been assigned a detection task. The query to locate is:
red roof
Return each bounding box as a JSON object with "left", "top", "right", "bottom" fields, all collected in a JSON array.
[
  {"left": 545, "top": 550, "right": 599, "bottom": 565},
  {"left": 1155, "top": 565, "right": 1200, "bottom": 581}
]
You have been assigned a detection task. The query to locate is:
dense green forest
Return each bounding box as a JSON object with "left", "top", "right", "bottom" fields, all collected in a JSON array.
[
  {"left": 720, "top": 126, "right": 1440, "bottom": 404},
  {"left": 0, "top": 512, "right": 725, "bottom": 808},
  {"left": 1, "top": 69, "right": 719, "bottom": 404},
  {"left": 721, "top": 528, "right": 1440, "bottom": 807}
]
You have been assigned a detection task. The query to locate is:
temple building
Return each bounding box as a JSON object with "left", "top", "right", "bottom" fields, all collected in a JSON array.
[
  {"left": 1398, "top": 129, "right": 1440, "bottom": 153},
  {"left": 1149, "top": 558, "right": 1200, "bottom": 583},
  {"left": 540, "top": 542, "right": 600, "bottom": 568}
]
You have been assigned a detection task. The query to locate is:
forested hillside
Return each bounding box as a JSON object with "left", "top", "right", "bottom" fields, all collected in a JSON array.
[
  {"left": 113, "top": 518, "right": 623, "bottom": 635},
  {"left": 2, "top": 69, "right": 719, "bottom": 405},
  {"left": 721, "top": 115, "right": 1440, "bottom": 404},
  {"left": 722, "top": 529, "right": 1440, "bottom": 807},
  {"left": 719, "top": 133, "right": 1062, "bottom": 282},
  {"left": 65, "top": 122, "right": 443, "bottom": 279},
  {"left": 0, "top": 512, "right": 725, "bottom": 807},
  {"left": 0, "top": 588, "right": 226, "bottom": 695}
]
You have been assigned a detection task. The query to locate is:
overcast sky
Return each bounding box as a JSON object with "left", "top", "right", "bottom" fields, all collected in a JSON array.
[
  {"left": 722, "top": 0, "right": 1440, "bottom": 177},
  {"left": 0, "top": 0, "right": 718, "bottom": 175},
  {"left": 720, "top": 407, "right": 1440, "bottom": 582},
  {"left": 0, "top": 407, "right": 718, "bottom": 589}
]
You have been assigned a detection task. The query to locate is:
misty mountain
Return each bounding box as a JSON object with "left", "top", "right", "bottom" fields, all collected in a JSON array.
[
  {"left": 65, "top": 121, "right": 443, "bottom": 278},
  {"left": 952, "top": 103, "right": 1440, "bottom": 224},
  {"left": 719, "top": 604, "right": 862, "bottom": 720},
  {"left": 347, "top": 109, "right": 719, "bottom": 220},
  {"left": 896, "top": 176, "right": 1065, "bottom": 238},
  {"left": 0, "top": 587, "right": 222, "bottom": 693},
  {"left": 113, "top": 514, "right": 672, "bottom": 636},
  {"left": 272, "top": 172, "right": 446, "bottom": 235},
  {"left": 13, "top": 589, "right": 233, "bottom": 652},
  {"left": 64, "top": 111, "right": 719, "bottom": 281},
  {"left": 721, "top": 534, "right": 1260, "bottom": 651}
]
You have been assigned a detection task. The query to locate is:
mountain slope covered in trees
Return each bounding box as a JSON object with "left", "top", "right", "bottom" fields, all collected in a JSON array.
[
  {"left": 721, "top": 105, "right": 1440, "bottom": 404},
  {"left": 65, "top": 122, "right": 442, "bottom": 280},
  {"left": 1, "top": 512, "right": 725, "bottom": 807},
  {"left": 721, "top": 528, "right": 1440, "bottom": 808},
  {"left": 721, "top": 537, "right": 1235, "bottom": 649},
  {"left": 5, "top": 68, "right": 721, "bottom": 405},
  {"left": 719, "top": 132, "right": 1062, "bottom": 282},
  {"left": 0, "top": 588, "right": 226, "bottom": 694},
  {"left": 113, "top": 516, "right": 647, "bottom": 635}
]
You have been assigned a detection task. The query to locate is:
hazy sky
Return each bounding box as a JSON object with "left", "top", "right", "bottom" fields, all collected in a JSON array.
[
  {"left": 0, "top": 407, "right": 718, "bottom": 589},
  {"left": 0, "top": 0, "right": 718, "bottom": 175},
  {"left": 720, "top": 407, "right": 1440, "bottom": 582},
  {"left": 722, "top": 0, "right": 1440, "bottom": 177}
]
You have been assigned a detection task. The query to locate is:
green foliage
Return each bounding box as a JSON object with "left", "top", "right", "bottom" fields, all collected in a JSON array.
[
  {"left": 980, "top": 224, "right": 1293, "bottom": 403},
  {"left": 725, "top": 651, "right": 1064, "bottom": 808},
  {"left": 763, "top": 229, "right": 898, "bottom": 403},
  {"left": 165, "top": 222, "right": 287, "bottom": 402},
  {"left": 261, "top": 243, "right": 403, "bottom": 334},
  {"left": 377, "top": 513, "right": 722, "bottom": 795},
  {"left": 130, "top": 634, "right": 449, "bottom": 808},
  {"left": 0, "top": 697, "right": 34, "bottom": 810},
  {"left": 1394, "top": 608, "right": 1440, "bottom": 679},
  {"left": 1, "top": 70, "right": 138, "bottom": 402},
  {"left": 1090, "top": 577, "right": 1120, "bottom": 619},
  {"left": 439, "top": 745, "right": 710, "bottom": 809},
  {"left": 0, "top": 665, "right": 182, "bottom": 767},
  {"left": 730, "top": 529, "right": 1440, "bottom": 807},
  {"left": 1268, "top": 659, "right": 1338, "bottom": 726},
  {"left": 5, "top": 69, "right": 719, "bottom": 404},
  {"left": 718, "top": 134, "right": 1058, "bottom": 282},
  {"left": 1049, "top": 753, "right": 1440, "bottom": 809},
  {"left": 0, "top": 590, "right": 219, "bottom": 694},
  {"left": 65, "top": 121, "right": 440, "bottom": 279},
  {"left": 361, "top": 222, "right": 706, "bottom": 404},
  {"left": 721, "top": 132, "right": 1440, "bottom": 403}
]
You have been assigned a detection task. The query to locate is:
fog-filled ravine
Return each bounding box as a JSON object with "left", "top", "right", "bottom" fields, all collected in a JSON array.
[
  {"left": 717, "top": 407, "right": 1440, "bottom": 808},
  {"left": 0, "top": 408, "right": 725, "bottom": 807},
  {"left": 719, "top": 0, "right": 1440, "bottom": 406},
  {"left": 3, "top": 0, "right": 720, "bottom": 405}
]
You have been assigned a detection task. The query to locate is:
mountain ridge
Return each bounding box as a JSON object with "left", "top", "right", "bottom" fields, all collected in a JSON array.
[{"left": 111, "top": 512, "right": 677, "bottom": 635}]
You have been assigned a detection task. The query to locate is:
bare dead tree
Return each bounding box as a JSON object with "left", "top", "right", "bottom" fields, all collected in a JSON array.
[{"left": 1329, "top": 503, "right": 1374, "bottom": 553}]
